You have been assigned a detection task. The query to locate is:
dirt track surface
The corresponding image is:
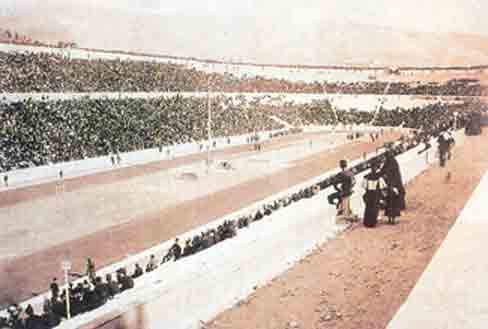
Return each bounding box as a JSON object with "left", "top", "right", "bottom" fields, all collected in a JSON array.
[
  {"left": 0, "top": 131, "right": 398, "bottom": 307},
  {"left": 206, "top": 130, "right": 488, "bottom": 329},
  {"left": 0, "top": 131, "right": 328, "bottom": 208}
]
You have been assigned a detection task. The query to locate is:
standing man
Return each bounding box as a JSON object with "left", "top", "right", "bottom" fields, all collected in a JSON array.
[
  {"left": 86, "top": 257, "right": 96, "bottom": 283},
  {"left": 50, "top": 278, "right": 59, "bottom": 300},
  {"left": 446, "top": 129, "right": 455, "bottom": 160},
  {"left": 437, "top": 130, "right": 451, "bottom": 167}
]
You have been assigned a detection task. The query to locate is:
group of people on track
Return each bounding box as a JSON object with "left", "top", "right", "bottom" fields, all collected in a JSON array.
[
  {"left": 327, "top": 151, "right": 405, "bottom": 228},
  {"left": 328, "top": 118, "right": 464, "bottom": 228}
]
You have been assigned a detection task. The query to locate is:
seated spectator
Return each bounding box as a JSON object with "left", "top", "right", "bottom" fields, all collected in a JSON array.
[
  {"left": 117, "top": 270, "right": 134, "bottom": 291},
  {"left": 132, "top": 263, "right": 144, "bottom": 278},
  {"left": 182, "top": 239, "right": 193, "bottom": 257},
  {"left": 93, "top": 276, "right": 109, "bottom": 305},
  {"left": 25, "top": 303, "right": 49, "bottom": 329},
  {"left": 254, "top": 209, "right": 264, "bottom": 221},
  {"left": 145, "top": 255, "right": 158, "bottom": 272},
  {"left": 106, "top": 274, "right": 120, "bottom": 298},
  {"left": 6, "top": 304, "right": 23, "bottom": 329}
]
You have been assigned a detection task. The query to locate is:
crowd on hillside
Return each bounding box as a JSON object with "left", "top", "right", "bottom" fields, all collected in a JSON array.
[
  {"left": 0, "top": 51, "right": 485, "bottom": 95},
  {"left": 1, "top": 106, "right": 474, "bottom": 328}
]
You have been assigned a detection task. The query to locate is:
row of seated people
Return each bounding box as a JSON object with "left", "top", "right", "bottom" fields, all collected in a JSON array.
[{"left": 2, "top": 267, "right": 135, "bottom": 329}]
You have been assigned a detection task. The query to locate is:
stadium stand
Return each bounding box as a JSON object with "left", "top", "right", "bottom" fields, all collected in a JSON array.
[
  {"left": 0, "top": 95, "right": 483, "bottom": 173},
  {"left": 0, "top": 51, "right": 485, "bottom": 95}
]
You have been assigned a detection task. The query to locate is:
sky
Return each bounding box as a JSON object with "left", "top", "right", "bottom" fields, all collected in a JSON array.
[
  {"left": 1, "top": 0, "right": 488, "bottom": 65},
  {"left": 5, "top": 0, "right": 484, "bottom": 35}
]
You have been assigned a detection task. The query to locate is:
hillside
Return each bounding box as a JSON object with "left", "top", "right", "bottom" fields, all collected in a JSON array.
[{"left": 2, "top": 5, "right": 488, "bottom": 68}]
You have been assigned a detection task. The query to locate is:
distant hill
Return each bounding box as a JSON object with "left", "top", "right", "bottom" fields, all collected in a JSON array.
[{"left": 2, "top": 4, "right": 488, "bottom": 68}]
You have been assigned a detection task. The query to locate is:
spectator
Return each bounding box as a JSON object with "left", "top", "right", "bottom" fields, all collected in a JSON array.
[
  {"left": 169, "top": 238, "right": 182, "bottom": 261},
  {"left": 105, "top": 274, "right": 120, "bottom": 298},
  {"left": 119, "top": 272, "right": 134, "bottom": 291},
  {"left": 327, "top": 159, "right": 356, "bottom": 218},
  {"left": 93, "top": 276, "right": 109, "bottom": 305},
  {"left": 145, "top": 255, "right": 158, "bottom": 272},
  {"left": 362, "top": 162, "right": 387, "bottom": 228},
  {"left": 437, "top": 129, "right": 452, "bottom": 167},
  {"left": 5, "top": 304, "right": 23, "bottom": 329},
  {"left": 132, "top": 263, "right": 144, "bottom": 279},
  {"left": 379, "top": 150, "right": 406, "bottom": 211},
  {"left": 49, "top": 278, "right": 59, "bottom": 300},
  {"left": 86, "top": 258, "right": 96, "bottom": 283}
]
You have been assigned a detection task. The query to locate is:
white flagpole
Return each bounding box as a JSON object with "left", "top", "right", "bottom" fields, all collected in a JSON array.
[
  {"left": 370, "top": 80, "right": 392, "bottom": 126},
  {"left": 207, "top": 69, "right": 212, "bottom": 172}
]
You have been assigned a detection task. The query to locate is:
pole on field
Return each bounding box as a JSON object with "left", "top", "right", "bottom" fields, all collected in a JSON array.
[
  {"left": 61, "top": 260, "right": 72, "bottom": 319},
  {"left": 369, "top": 70, "right": 391, "bottom": 127},
  {"left": 206, "top": 69, "right": 212, "bottom": 172},
  {"left": 323, "top": 83, "right": 339, "bottom": 130}
]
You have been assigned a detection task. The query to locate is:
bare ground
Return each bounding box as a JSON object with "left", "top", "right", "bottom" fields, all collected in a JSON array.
[{"left": 206, "top": 130, "right": 488, "bottom": 329}]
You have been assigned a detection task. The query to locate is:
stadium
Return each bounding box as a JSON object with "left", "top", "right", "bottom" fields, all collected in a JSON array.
[{"left": 1, "top": 2, "right": 488, "bottom": 329}]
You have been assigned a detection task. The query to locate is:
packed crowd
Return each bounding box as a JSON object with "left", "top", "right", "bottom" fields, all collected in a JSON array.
[
  {"left": 0, "top": 96, "right": 282, "bottom": 172},
  {"left": 2, "top": 106, "right": 471, "bottom": 328},
  {"left": 372, "top": 102, "right": 473, "bottom": 131},
  {"left": 1, "top": 94, "right": 483, "bottom": 173},
  {"left": 0, "top": 51, "right": 485, "bottom": 95},
  {"left": 264, "top": 100, "right": 479, "bottom": 132},
  {"left": 264, "top": 100, "right": 374, "bottom": 127}
]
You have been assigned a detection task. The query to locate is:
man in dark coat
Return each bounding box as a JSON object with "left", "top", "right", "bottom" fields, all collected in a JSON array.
[
  {"left": 24, "top": 304, "right": 48, "bottom": 329},
  {"left": 132, "top": 263, "right": 144, "bottom": 278},
  {"left": 50, "top": 278, "right": 59, "bottom": 300},
  {"left": 379, "top": 151, "right": 405, "bottom": 223},
  {"left": 437, "top": 131, "right": 451, "bottom": 167},
  {"left": 379, "top": 151, "right": 406, "bottom": 211},
  {"left": 106, "top": 274, "right": 120, "bottom": 298}
]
